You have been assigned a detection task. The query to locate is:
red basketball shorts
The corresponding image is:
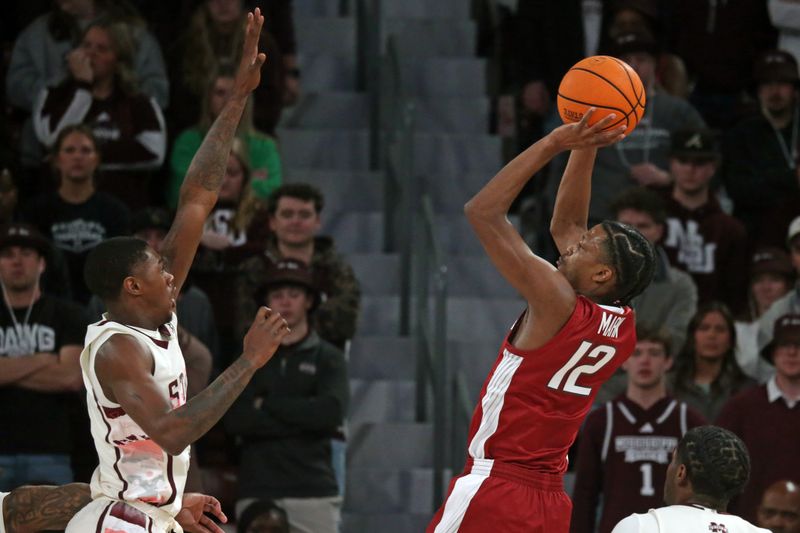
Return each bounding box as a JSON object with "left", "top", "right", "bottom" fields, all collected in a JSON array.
[{"left": 426, "top": 458, "right": 572, "bottom": 533}]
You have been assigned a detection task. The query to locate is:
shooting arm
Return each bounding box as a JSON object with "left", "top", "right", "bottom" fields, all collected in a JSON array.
[{"left": 549, "top": 148, "right": 597, "bottom": 255}]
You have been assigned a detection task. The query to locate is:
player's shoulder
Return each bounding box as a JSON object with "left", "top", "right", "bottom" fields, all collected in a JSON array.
[
  {"left": 611, "top": 511, "right": 657, "bottom": 532},
  {"left": 650, "top": 505, "right": 770, "bottom": 532}
]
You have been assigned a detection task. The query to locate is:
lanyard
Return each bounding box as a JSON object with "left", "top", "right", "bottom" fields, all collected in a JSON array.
[
  {"left": 768, "top": 105, "right": 799, "bottom": 170},
  {"left": 0, "top": 281, "right": 37, "bottom": 353},
  {"left": 616, "top": 89, "right": 656, "bottom": 168}
]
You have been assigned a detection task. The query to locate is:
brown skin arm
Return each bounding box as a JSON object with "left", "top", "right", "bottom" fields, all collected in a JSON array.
[
  {"left": 160, "top": 9, "right": 267, "bottom": 294},
  {"left": 95, "top": 308, "right": 289, "bottom": 456},
  {"left": 464, "top": 111, "right": 625, "bottom": 349},
  {"left": 16, "top": 345, "right": 83, "bottom": 392},
  {"left": 2, "top": 484, "right": 226, "bottom": 533},
  {"left": 3, "top": 483, "right": 91, "bottom": 533}
]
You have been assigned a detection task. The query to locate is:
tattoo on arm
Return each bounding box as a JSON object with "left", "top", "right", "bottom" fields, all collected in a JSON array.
[
  {"left": 5, "top": 483, "right": 92, "bottom": 533},
  {"left": 182, "top": 97, "right": 247, "bottom": 195},
  {"left": 168, "top": 356, "right": 256, "bottom": 450}
]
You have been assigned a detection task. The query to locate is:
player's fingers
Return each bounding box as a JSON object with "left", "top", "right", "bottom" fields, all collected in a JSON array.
[
  {"left": 204, "top": 500, "right": 227, "bottom": 522},
  {"left": 590, "top": 113, "right": 617, "bottom": 132},
  {"left": 253, "top": 52, "right": 267, "bottom": 69},
  {"left": 577, "top": 107, "right": 595, "bottom": 128},
  {"left": 199, "top": 515, "right": 226, "bottom": 533}
]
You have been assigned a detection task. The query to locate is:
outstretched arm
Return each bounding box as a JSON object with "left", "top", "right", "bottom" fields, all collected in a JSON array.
[
  {"left": 550, "top": 148, "right": 597, "bottom": 255},
  {"left": 160, "top": 8, "right": 267, "bottom": 294},
  {"left": 95, "top": 308, "right": 289, "bottom": 456},
  {"left": 464, "top": 112, "right": 624, "bottom": 321}
]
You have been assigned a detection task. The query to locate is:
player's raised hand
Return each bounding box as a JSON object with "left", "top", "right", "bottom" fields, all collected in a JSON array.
[
  {"left": 243, "top": 306, "right": 290, "bottom": 367},
  {"left": 233, "top": 8, "right": 267, "bottom": 98},
  {"left": 549, "top": 108, "right": 627, "bottom": 151}
]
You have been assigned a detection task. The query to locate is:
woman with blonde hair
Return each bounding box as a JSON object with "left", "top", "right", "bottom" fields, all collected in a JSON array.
[
  {"left": 33, "top": 16, "right": 166, "bottom": 209},
  {"left": 168, "top": 62, "right": 282, "bottom": 208}
]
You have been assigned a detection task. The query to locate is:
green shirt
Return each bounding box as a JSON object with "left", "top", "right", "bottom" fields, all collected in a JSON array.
[{"left": 168, "top": 128, "right": 282, "bottom": 208}]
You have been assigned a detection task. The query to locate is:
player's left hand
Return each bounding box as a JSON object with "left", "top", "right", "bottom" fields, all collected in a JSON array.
[
  {"left": 176, "top": 493, "right": 227, "bottom": 533},
  {"left": 549, "top": 107, "right": 626, "bottom": 151},
  {"left": 233, "top": 8, "right": 267, "bottom": 98}
]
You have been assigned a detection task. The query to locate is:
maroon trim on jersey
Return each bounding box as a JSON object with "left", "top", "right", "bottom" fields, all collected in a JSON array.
[
  {"left": 103, "top": 319, "right": 171, "bottom": 349},
  {"left": 156, "top": 454, "right": 177, "bottom": 507},
  {"left": 148, "top": 516, "right": 154, "bottom": 532},
  {"left": 92, "top": 393, "right": 130, "bottom": 500},
  {"left": 465, "top": 457, "right": 564, "bottom": 491},
  {"left": 95, "top": 501, "right": 113, "bottom": 533},
  {"left": 102, "top": 406, "right": 127, "bottom": 419},
  {"left": 110, "top": 502, "right": 147, "bottom": 527}
]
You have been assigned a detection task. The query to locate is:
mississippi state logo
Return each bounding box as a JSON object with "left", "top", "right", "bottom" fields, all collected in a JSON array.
[{"left": 708, "top": 523, "right": 728, "bottom": 533}]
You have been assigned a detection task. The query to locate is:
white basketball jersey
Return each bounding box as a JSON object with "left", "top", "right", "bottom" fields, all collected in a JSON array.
[
  {"left": 0, "top": 491, "right": 8, "bottom": 533},
  {"left": 613, "top": 504, "right": 770, "bottom": 532},
  {"left": 80, "top": 313, "right": 189, "bottom": 518}
]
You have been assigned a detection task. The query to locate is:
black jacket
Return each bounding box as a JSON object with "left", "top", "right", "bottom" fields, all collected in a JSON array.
[{"left": 225, "top": 330, "right": 349, "bottom": 499}]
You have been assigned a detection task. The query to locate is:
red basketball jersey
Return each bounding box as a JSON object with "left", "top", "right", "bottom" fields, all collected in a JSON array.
[{"left": 465, "top": 296, "right": 636, "bottom": 474}]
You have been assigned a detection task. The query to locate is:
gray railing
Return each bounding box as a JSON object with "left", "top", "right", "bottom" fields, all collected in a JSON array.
[{"left": 355, "top": 0, "right": 470, "bottom": 512}]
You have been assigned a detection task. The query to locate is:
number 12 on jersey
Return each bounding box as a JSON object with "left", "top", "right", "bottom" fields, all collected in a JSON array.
[{"left": 547, "top": 341, "right": 617, "bottom": 396}]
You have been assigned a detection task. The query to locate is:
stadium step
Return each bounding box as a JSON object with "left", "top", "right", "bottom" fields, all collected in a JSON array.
[
  {"left": 278, "top": 128, "right": 501, "bottom": 174},
  {"left": 348, "top": 335, "right": 416, "bottom": 380},
  {"left": 296, "top": 17, "right": 476, "bottom": 58},
  {"left": 349, "top": 379, "right": 416, "bottom": 424},
  {"left": 282, "top": 91, "right": 490, "bottom": 133}
]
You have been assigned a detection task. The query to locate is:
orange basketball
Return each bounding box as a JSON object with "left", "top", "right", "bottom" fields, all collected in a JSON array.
[{"left": 557, "top": 55, "right": 646, "bottom": 134}]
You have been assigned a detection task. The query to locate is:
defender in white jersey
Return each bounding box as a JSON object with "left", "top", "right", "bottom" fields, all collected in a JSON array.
[
  {"left": 63, "top": 9, "right": 289, "bottom": 533},
  {"left": 1, "top": 484, "right": 226, "bottom": 533},
  {"left": 613, "top": 426, "right": 767, "bottom": 533}
]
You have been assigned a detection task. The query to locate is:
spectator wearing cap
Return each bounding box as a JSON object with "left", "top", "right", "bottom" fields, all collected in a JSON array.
[
  {"left": 661, "top": 128, "right": 749, "bottom": 315},
  {"left": 0, "top": 222, "right": 91, "bottom": 489},
  {"left": 543, "top": 30, "right": 705, "bottom": 228},
  {"left": 723, "top": 49, "right": 800, "bottom": 246},
  {"left": 717, "top": 313, "right": 800, "bottom": 523},
  {"left": 20, "top": 124, "right": 130, "bottom": 304},
  {"left": 236, "top": 183, "right": 360, "bottom": 352},
  {"left": 736, "top": 248, "right": 795, "bottom": 382},
  {"left": 758, "top": 216, "right": 800, "bottom": 351},
  {"left": 667, "top": 0, "right": 777, "bottom": 129},
  {"left": 225, "top": 259, "right": 348, "bottom": 533}
]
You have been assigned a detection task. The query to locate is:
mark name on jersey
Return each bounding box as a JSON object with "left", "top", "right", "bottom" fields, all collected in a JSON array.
[
  {"left": 598, "top": 312, "right": 625, "bottom": 338},
  {"left": 708, "top": 523, "right": 728, "bottom": 533}
]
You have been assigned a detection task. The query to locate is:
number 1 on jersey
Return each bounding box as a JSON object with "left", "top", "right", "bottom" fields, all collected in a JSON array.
[{"left": 547, "top": 341, "right": 617, "bottom": 396}]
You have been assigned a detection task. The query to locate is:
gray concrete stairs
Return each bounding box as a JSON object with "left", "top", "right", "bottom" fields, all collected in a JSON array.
[{"left": 281, "top": 2, "right": 521, "bottom": 531}]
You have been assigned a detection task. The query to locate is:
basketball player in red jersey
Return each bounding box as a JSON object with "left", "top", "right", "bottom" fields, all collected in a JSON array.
[{"left": 427, "top": 110, "right": 656, "bottom": 533}]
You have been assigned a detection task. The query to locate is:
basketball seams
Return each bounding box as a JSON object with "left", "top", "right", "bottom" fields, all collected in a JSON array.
[
  {"left": 556, "top": 93, "right": 634, "bottom": 130},
  {"left": 557, "top": 55, "right": 645, "bottom": 133},
  {"left": 607, "top": 56, "right": 646, "bottom": 124},
  {"left": 569, "top": 66, "right": 638, "bottom": 113}
]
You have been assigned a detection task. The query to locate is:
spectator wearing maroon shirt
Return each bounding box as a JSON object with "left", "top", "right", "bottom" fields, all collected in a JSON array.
[
  {"left": 662, "top": 128, "right": 748, "bottom": 315},
  {"left": 33, "top": 17, "right": 166, "bottom": 209},
  {"left": 756, "top": 479, "right": 800, "bottom": 533},
  {"left": 717, "top": 314, "right": 800, "bottom": 524},
  {"left": 571, "top": 326, "right": 705, "bottom": 533}
]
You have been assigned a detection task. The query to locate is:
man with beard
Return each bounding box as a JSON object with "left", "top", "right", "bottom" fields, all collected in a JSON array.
[
  {"left": 661, "top": 128, "right": 748, "bottom": 314},
  {"left": 571, "top": 326, "right": 705, "bottom": 533},
  {"left": 724, "top": 50, "right": 800, "bottom": 244}
]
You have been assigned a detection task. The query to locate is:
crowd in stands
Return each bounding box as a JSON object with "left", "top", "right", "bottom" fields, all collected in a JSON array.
[
  {"left": 1, "top": 1, "right": 357, "bottom": 531},
  {"left": 1, "top": 0, "right": 800, "bottom": 532}
]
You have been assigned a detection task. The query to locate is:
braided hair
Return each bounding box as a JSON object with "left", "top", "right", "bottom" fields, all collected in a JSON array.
[
  {"left": 599, "top": 220, "right": 657, "bottom": 306},
  {"left": 677, "top": 426, "right": 750, "bottom": 505}
]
